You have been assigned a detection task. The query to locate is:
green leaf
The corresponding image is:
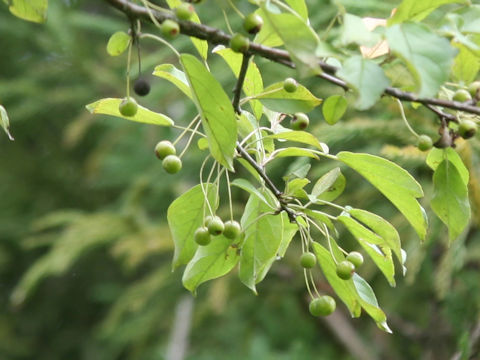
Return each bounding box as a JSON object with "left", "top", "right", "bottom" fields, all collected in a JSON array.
[
  {"left": 166, "top": 0, "right": 208, "bottom": 59},
  {"left": 260, "top": 8, "right": 322, "bottom": 76},
  {"left": 85, "top": 98, "right": 174, "bottom": 126},
  {"left": 388, "top": 0, "right": 466, "bottom": 25},
  {"left": 182, "top": 235, "right": 240, "bottom": 293},
  {"left": 426, "top": 148, "right": 469, "bottom": 185},
  {"left": 431, "top": 159, "right": 471, "bottom": 241},
  {"left": 0, "top": 105, "right": 14, "bottom": 141},
  {"left": 337, "top": 56, "right": 390, "bottom": 110},
  {"left": 239, "top": 193, "right": 297, "bottom": 293},
  {"left": 213, "top": 46, "right": 263, "bottom": 119},
  {"left": 311, "top": 168, "right": 346, "bottom": 202},
  {"left": 269, "top": 131, "right": 326, "bottom": 151},
  {"left": 285, "top": 0, "right": 308, "bottom": 19},
  {"left": 452, "top": 44, "right": 480, "bottom": 84},
  {"left": 341, "top": 14, "right": 381, "bottom": 46},
  {"left": 231, "top": 178, "right": 274, "bottom": 208},
  {"left": 106, "top": 31, "right": 130, "bottom": 56},
  {"left": 339, "top": 214, "right": 396, "bottom": 286},
  {"left": 152, "top": 64, "right": 192, "bottom": 99},
  {"left": 348, "top": 208, "right": 402, "bottom": 265},
  {"left": 385, "top": 23, "right": 456, "bottom": 98},
  {"left": 255, "top": 81, "right": 322, "bottom": 113},
  {"left": 167, "top": 184, "right": 217, "bottom": 270},
  {"left": 6, "top": 0, "right": 48, "bottom": 23},
  {"left": 180, "top": 54, "right": 237, "bottom": 170},
  {"left": 272, "top": 147, "right": 319, "bottom": 159},
  {"left": 285, "top": 178, "right": 310, "bottom": 199},
  {"left": 457, "top": 5, "right": 480, "bottom": 34},
  {"left": 337, "top": 151, "right": 427, "bottom": 240},
  {"left": 322, "top": 95, "right": 348, "bottom": 125}
]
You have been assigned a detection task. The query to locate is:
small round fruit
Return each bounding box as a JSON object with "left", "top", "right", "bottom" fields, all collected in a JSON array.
[
  {"left": 453, "top": 89, "right": 472, "bottom": 103},
  {"left": 155, "top": 140, "right": 176, "bottom": 160},
  {"left": 243, "top": 13, "right": 263, "bottom": 34},
  {"left": 207, "top": 216, "right": 224, "bottom": 236},
  {"left": 468, "top": 81, "right": 480, "bottom": 99},
  {"left": 230, "top": 33, "right": 249, "bottom": 53},
  {"left": 336, "top": 260, "right": 355, "bottom": 280},
  {"left": 194, "top": 226, "right": 211, "bottom": 246},
  {"left": 458, "top": 119, "right": 478, "bottom": 139},
  {"left": 162, "top": 155, "right": 182, "bottom": 174},
  {"left": 283, "top": 78, "right": 298, "bottom": 93},
  {"left": 290, "top": 112, "right": 309, "bottom": 131},
  {"left": 175, "top": 2, "right": 194, "bottom": 20},
  {"left": 119, "top": 97, "right": 138, "bottom": 117},
  {"left": 300, "top": 252, "right": 316, "bottom": 268},
  {"left": 417, "top": 134, "right": 433, "bottom": 152},
  {"left": 161, "top": 19, "right": 180, "bottom": 39},
  {"left": 134, "top": 78, "right": 151, "bottom": 96},
  {"left": 346, "top": 251, "right": 364, "bottom": 269},
  {"left": 223, "top": 220, "right": 241, "bottom": 239},
  {"left": 309, "top": 296, "right": 336, "bottom": 317}
]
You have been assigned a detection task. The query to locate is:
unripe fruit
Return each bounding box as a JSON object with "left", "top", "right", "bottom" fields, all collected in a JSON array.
[
  {"left": 161, "top": 19, "right": 180, "bottom": 39},
  {"left": 309, "top": 296, "right": 336, "bottom": 316},
  {"left": 155, "top": 140, "right": 176, "bottom": 160},
  {"left": 230, "top": 33, "right": 249, "bottom": 53},
  {"left": 468, "top": 81, "right": 480, "bottom": 99},
  {"left": 300, "top": 252, "right": 316, "bottom": 268},
  {"left": 223, "top": 220, "right": 241, "bottom": 239},
  {"left": 162, "top": 155, "right": 182, "bottom": 174},
  {"left": 134, "top": 78, "right": 151, "bottom": 96},
  {"left": 207, "top": 216, "right": 224, "bottom": 236},
  {"left": 417, "top": 134, "right": 433, "bottom": 152},
  {"left": 336, "top": 260, "right": 355, "bottom": 280},
  {"left": 119, "top": 97, "right": 138, "bottom": 117},
  {"left": 346, "top": 251, "right": 364, "bottom": 269},
  {"left": 243, "top": 13, "right": 263, "bottom": 34},
  {"left": 194, "top": 226, "right": 211, "bottom": 246},
  {"left": 453, "top": 89, "right": 472, "bottom": 102},
  {"left": 175, "top": 2, "right": 194, "bottom": 20},
  {"left": 458, "top": 119, "right": 478, "bottom": 139},
  {"left": 283, "top": 78, "right": 298, "bottom": 93},
  {"left": 290, "top": 112, "right": 309, "bottom": 130}
]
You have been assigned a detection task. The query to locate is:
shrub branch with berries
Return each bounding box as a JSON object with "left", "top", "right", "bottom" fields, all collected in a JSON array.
[{"left": 5, "top": 0, "right": 480, "bottom": 332}]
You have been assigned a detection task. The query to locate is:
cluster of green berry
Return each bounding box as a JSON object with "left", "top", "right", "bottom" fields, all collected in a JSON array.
[
  {"left": 155, "top": 140, "right": 182, "bottom": 174},
  {"left": 299, "top": 250, "right": 364, "bottom": 317},
  {"left": 229, "top": 13, "right": 264, "bottom": 53},
  {"left": 194, "top": 216, "right": 242, "bottom": 246}
]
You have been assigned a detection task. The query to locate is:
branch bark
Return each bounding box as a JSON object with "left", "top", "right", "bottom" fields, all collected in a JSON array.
[{"left": 103, "top": 0, "right": 480, "bottom": 116}]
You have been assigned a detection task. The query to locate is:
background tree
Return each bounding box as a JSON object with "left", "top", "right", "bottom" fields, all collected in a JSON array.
[{"left": 1, "top": 0, "right": 480, "bottom": 359}]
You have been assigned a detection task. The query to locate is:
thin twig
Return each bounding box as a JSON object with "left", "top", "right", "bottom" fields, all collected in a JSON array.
[{"left": 232, "top": 54, "right": 252, "bottom": 114}]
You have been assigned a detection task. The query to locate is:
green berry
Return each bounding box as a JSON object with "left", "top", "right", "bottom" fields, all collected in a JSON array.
[
  {"left": 468, "top": 81, "right": 480, "bottom": 99},
  {"left": 223, "top": 220, "right": 241, "bottom": 239},
  {"left": 230, "top": 33, "right": 249, "bottom": 53},
  {"left": 207, "top": 216, "right": 224, "bottom": 236},
  {"left": 290, "top": 112, "right": 309, "bottom": 131},
  {"left": 161, "top": 19, "right": 180, "bottom": 39},
  {"left": 155, "top": 140, "right": 176, "bottom": 160},
  {"left": 162, "top": 155, "right": 182, "bottom": 174},
  {"left": 309, "top": 296, "right": 336, "bottom": 317},
  {"left": 346, "top": 251, "right": 364, "bottom": 269},
  {"left": 194, "top": 226, "right": 211, "bottom": 246},
  {"left": 336, "top": 260, "right": 355, "bottom": 280},
  {"left": 134, "top": 78, "right": 151, "bottom": 96},
  {"left": 283, "top": 78, "right": 298, "bottom": 93},
  {"left": 119, "top": 97, "right": 138, "bottom": 117},
  {"left": 458, "top": 119, "right": 478, "bottom": 139},
  {"left": 175, "top": 3, "right": 194, "bottom": 20},
  {"left": 417, "top": 134, "right": 433, "bottom": 152},
  {"left": 243, "top": 13, "right": 263, "bottom": 34},
  {"left": 300, "top": 252, "right": 316, "bottom": 268},
  {"left": 453, "top": 89, "right": 472, "bottom": 103}
]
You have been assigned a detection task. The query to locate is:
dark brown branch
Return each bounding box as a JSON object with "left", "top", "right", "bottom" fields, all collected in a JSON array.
[
  {"left": 232, "top": 54, "right": 251, "bottom": 114},
  {"left": 236, "top": 143, "right": 297, "bottom": 223},
  {"left": 103, "top": 0, "right": 480, "bottom": 116}
]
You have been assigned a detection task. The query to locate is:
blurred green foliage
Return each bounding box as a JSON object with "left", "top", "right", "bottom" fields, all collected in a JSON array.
[{"left": 1, "top": 0, "right": 479, "bottom": 359}]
